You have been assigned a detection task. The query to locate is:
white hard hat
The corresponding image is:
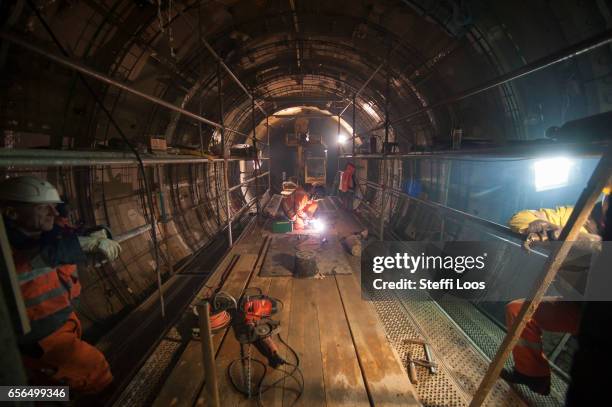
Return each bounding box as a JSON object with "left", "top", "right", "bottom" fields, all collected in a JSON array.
[
  {"left": 281, "top": 181, "right": 297, "bottom": 196},
  {"left": 282, "top": 181, "right": 297, "bottom": 190},
  {"left": 0, "top": 176, "right": 63, "bottom": 204}
]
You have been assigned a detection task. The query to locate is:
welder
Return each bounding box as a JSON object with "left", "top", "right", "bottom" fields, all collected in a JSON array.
[
  {"left": 502, "top": 193, "right": 609, "bottom": 395},
  {"left": 0, "top": 176, "right": 121, "bottom": 394},
  {"left": 280, "top": 181, "right": 318, "bottom": 230}
]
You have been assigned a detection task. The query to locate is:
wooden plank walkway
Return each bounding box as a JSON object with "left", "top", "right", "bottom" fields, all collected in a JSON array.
[{"left": 152, "top": 206, "right": 420, "bottom": 407}]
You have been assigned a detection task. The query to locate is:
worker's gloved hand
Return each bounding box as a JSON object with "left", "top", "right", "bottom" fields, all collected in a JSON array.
[
  {"left": 526, "top": 220, "right": 559, "bottom": 235},
  {"left": 78, "top": 229, "right": 122, "bottom": 261}
]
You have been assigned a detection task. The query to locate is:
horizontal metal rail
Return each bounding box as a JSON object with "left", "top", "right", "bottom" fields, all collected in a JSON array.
[
  {"left": 0, "top": 31, "right": 248, "bottom": 137},
  {"left": 114, "top": 224, "right": 152, "bottom": 243},
  {"left": 0, "top": 149, "right": 268, "bottom": 167},
  {"left": 340, "top": 142, "right": 607, "bottom": 160},
  {"left": 228, "top": 171, "right": 270, "bottom": 192},
  {"left": 102, "top": 189, "right": 268, "bottom": 247},
  {"left": 355, "top": 176, "right": 548, "bottom": 257},
  {"left": 386, "top": 188, "right": 523, "bottom": 242}
]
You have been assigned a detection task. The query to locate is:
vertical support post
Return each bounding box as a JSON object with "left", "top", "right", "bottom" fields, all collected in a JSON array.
[
  {"left": 266, "top": 116, "right": 271, "bottom": 191},
  {"left": 218, "top": 61, "right": 232, "bottom": 247},
  {"left": 379, "top": 41, "right": 391, "bottom": 242},
  {"left": 352, "top": 94, "right": 356, "bottom": 158},
  {"left": 197, "top": 302, "right": 221, "bottom": 407},
  {"left": 379, "top": 160, "right": 385, "bottom": 241},
  {"left": 156, "top": 165, "right": 174, "bottom": 274},
  {"left": 197, "top": 0, "right": 205, "bottom": 157},
  {"left": 337, "top": 115, "right": 342, "bottom": 173},
  {"left": 0, "top": 215, "right": 29, "bottom": 387},
  {"left": 213, "top": 162, "right": 222, "bottom": 226},
  {"left": 149, "top": 165, "right": 165, "bottom": 318},
  {"left": 252, "top": 97, "right": 260, "bottom": 214},
  {"left": 469, "top": 148, "right": 612, "bottom": 406},
  {"left": 224, "top": 161, "right": 233, "bottom": 247}
]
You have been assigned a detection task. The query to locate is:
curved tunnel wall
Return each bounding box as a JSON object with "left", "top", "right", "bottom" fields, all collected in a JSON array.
[
  {"left": 1, "top": 0, "right": 612, "bottom": 336},
  {"left": 0, "top": 160, "right": 250, "bottom": 336}
]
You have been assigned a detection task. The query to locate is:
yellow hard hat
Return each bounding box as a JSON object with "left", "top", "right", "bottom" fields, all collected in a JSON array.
[{"left": 0, "top": 176, "right": 62, "bottom": 204}]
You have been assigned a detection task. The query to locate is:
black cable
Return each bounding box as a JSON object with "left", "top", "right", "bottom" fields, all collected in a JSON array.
[
  {"left": 226, "top": 332, "right": 304, "bottom": 407},
  {"left": 258, "top": 334, "right": 304, "bottom": 407},
  {"left": 26, "top": 0, "right": 165, "bottom": 316}
]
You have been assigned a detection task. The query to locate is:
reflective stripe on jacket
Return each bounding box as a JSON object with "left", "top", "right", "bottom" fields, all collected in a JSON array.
[{"left": 14, "top": 249, "right": 82, "bottom": 343}]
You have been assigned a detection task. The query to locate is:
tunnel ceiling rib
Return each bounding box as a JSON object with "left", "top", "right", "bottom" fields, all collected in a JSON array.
[
  {"left": 80, "top": 1, "right": 460, "bottom": 147},
  {"left": 4, "top": 0, "right": 609, "bottom": 151}
]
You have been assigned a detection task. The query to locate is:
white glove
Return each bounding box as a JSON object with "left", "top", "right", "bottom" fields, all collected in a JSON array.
[{"left": 79, "top": 229, "right": 122, "bottom": 261}]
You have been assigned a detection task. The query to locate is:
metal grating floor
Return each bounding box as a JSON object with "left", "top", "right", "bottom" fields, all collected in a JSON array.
[
  {"left": 435, "top": 299, "right": 568, "bottom": 406},
  {"left": 368, "top": 287, "right": 524, "bottom": 407},
  {"left": 368, "top": 284, "right": 568, "bottom": 406},
  {"left": 112, "top": 327, "right": 183, "bottom": 407}
]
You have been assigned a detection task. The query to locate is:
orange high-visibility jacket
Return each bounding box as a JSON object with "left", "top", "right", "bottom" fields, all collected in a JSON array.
[
  {"left": 282, "top": 188, "right": 311, "bottom": 220},
  {"left": 14, "top": 251, "right": 82, "bottom": 343},
  {"left": 340, "top": 163, "right": 355, "bottom": 192},
  {"left": 7, "top": 222, "right": 84, "bottom": 344}
]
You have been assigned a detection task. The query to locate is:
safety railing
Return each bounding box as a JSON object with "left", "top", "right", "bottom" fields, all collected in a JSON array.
[{"left": 353, "top": 175, "right": 548, "bottom": 257}]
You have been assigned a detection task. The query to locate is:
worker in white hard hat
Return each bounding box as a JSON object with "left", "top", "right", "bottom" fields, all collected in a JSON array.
[{"left": 0, "top": 176, "right": 120, "bottom": 393}]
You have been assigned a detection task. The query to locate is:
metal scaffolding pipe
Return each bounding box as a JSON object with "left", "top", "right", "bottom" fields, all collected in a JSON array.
[
  {"left": 0, "top": 149, "right": 269, "bottom": 167},
  {"left": 197, "top": 302, "right": 221, "bottom": 407},
  {"left": 340, "top": 142, "right": 607, "bottom": 160},
  {"left": 229, "top": 171, "right": 270, "bottom": 192},
  {"left": 470, "top": 144, "right": 612, "bottom": 406},
  {"left": 357, "top": 176, "right": 532, "bottom": 243},
  {"left": 271, "top": 113, "right": 336, "bottom": 118},
  {"left": 338, "top": 64, "right": 384, "bottom": 117},
  {"left": 365, "top": 28, "right": 612, "bottom": 134},
  {"left": 199, "top": 39, "right": 267, "bottom": 117},
  {"left": 0, "top": 31, "right": 248, "bottom": 137}
]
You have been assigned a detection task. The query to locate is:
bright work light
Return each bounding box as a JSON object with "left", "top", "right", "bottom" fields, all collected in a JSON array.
[
  {"left": 311, "top": 219, "right": 326, "bottom": 232},
  {"left": 534, "top": 157, "right": 572, "bottom": 191}
]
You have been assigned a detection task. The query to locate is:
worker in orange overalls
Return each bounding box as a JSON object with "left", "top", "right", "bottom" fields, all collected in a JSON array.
[
  {"left": 281, "top": 181, "right": 318, "bottom": 230},
  {"left": 1, "top": 176, "right": 121, "bottom": 394},
  {"left": 502, "top": 197, "right": 608, "bottom": 395},
  {"left": 339, "top": 163, "right": 356, "bottom": 210}
]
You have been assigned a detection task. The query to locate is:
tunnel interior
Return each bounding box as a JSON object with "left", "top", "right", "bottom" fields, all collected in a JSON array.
[{"left": 1, "top": 0, "right": 612, "bottom": 406}]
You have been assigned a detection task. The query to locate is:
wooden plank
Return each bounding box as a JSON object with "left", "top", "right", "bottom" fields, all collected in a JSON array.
[
  {"left": 261, "top": 234, "right": 351, "bottom": 277},
  {"left": 196, "top": 277, "right": 273, "bottom": 407},
  {"left": 194, "top": 247, "right": 276, "bottom": 407},
  {"left": 152, "top": 253, "right": 259, "bottom": 407},
  {"left": 335, "top": 274, "right": 420, "bottom": 406},
  {"left": 284, "top": 278, "right": 326, "bottom": 407},
  {"left": 195, "top": 277, "right": 296, "bottom": 407},
  {"left": 315, "top": 277, "right": 370, "bottom": 407},
  {"left": 260, "top": 277, "right": 293, "bottom": 406}
]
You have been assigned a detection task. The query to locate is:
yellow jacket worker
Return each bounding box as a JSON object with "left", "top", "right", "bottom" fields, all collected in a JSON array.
[{"left": 502, "top": 200, "right": 606, "bottom": 395}]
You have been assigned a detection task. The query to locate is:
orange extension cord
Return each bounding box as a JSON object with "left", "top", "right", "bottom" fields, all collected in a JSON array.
[{"left": 209, "top": 310, "right": 231, "bottom": 331}]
